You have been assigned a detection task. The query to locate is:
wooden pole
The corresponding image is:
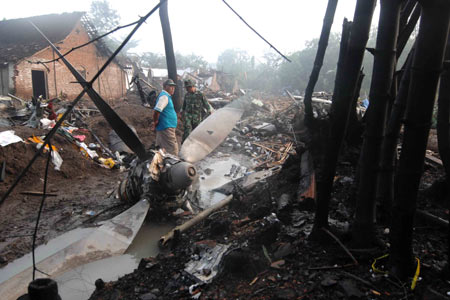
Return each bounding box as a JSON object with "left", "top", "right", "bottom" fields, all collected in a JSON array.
[
  {"left": 353, "top": 0, "right": 404, "bottom": 247},
  {"left": 303, "top": 0, "right": 338, "bottom": 126},
  {"left": 389, "top": 0, "right": 450, "bottom": 279},
  {"left": 312, "top": 0, "right": 376, "bottom": 232},
  {"left": 160, "top": 194, "right": 233, "bottom": 246},
  {"left": 159, "top": 0, "right": 182, "bottom": 112}
]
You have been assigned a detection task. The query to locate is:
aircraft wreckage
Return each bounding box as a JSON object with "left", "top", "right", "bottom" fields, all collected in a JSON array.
[{"left": 0, "top": 17, "right": 263, "bottom": 300}]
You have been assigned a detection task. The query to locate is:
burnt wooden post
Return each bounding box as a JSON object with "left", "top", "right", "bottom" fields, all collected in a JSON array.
[
  {"left": 304, "top": 0, "right": 338, "bottom": 126},
  {"left": 375, "top": 47, "right": 415, "bottom": 223},
  {"left": 312, "top": 0, "right": 376, "bottom": 232},
  {"left": 353, "top": 0, "right": 404, "bottom": 247},
  {"left": 311, "top": 18, "right": 351, "bottom": 232},
  {"left": 389, "top": 0, "right": 450, "bottom": 279},
  {"left": 397, "top": 3, "right": 421, "bottom": 60},
  {"left": 437, "top": 41, "right": 450, "bottom": 197},
  {"left": 159, "top": 0, "right": 182, "bottom": 112},
  {"left": 437, "top": 38, "right": 450, "bottom": 273}
]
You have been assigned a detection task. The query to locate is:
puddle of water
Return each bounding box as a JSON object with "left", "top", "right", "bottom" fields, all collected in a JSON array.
[
  {"left": 55, "top": 254, "right": 137, "bottom": 300},
  {"left": 54, "top": 222, "right": 173, "bottom": 300},
  {"left": 0, "top": 227, "right": 93, "bottom": 284},
  {"left": 125, "top": 222, "right": 174, "bottom": 258}
]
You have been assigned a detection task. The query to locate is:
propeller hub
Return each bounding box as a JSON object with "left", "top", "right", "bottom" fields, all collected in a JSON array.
[{"left": 162, "top": 162, "right": 197, "bottom": 192}]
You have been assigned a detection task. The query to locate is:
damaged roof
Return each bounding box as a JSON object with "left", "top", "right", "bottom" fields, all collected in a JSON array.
[{"left": 0, "top": 12, "right": 84, "bottom": 63}]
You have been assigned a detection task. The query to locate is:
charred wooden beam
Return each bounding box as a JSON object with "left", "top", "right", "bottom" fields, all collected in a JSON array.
[
  {"left": 375, "top": 46, "right": 415, "bottom": 223},
  {"left": 159, "top": 0, "right": 182, "bottom": 112},
  {"left": 312, "top": 0, "right": 376, "bottom": 232},
  {"left": 353, "top": 0, "right": 404, "bottom": 247},
  {"left": 397, "top": 3, "right": 421, "bottom": 59},
  {"left": 389, "top": 0, "right": 450, "bottom": 279},
  {"left": 304, "top": 0, "right": 338, "bottom": 126}
]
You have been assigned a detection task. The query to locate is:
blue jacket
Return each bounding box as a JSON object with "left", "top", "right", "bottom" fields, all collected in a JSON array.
[{"left": 154, "top": 90, "right": 177, "bottom": 131}]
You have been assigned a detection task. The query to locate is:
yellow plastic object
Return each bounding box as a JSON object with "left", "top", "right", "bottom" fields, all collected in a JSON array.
[
  {"left": 27, "top": 135, "right": 57, "bottom": 152},
  {"left": 371, "top": 254, "right": 421, "bottom": 290},
  {"left": 371, "top": 253, "right": 389, "bottom": 274},
  {"left": 98, "top": 157, "right": 115, "bottom": 168},
  {"left": 103, "top": 158, "right": 115, "bottom": 168},
  {"left": 410, "top": 257, "right": 420, "bottom": 290}
]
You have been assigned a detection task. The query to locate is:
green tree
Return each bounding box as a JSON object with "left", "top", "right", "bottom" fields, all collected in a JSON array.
[
  {"left": 216, "top": 49, "right": 253, "bottom": 86},
  {"left": 140, "top": 52, "right": 167, "bottom": 68},
  {"left": 87, "top": 0, "right": 139, "bottom": 54},
  {"left": 247, "top": 52, "right": 282, "bottom": 92},
  {"left": 138, "top": 52, "right": 209, "bottom": 70},
  {"left": 88, "top": 0, "right": 120, "bottom": 34},
  {"left": 217, "top": 49, "right": 252, "bottom": 74},
  {"left": 175, "top": 53, "right": 209, "bottom": 69}
]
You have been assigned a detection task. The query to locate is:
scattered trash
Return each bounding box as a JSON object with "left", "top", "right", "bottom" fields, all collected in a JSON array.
[
  {"left": 51, "top": 150, "right": 63, "bottom": 171},
  {"left": 0, "top": 130, "right": 23, "bottom": 146}
]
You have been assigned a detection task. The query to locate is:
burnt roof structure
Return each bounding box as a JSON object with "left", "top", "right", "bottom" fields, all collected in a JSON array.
[{"left": 0, "top": 12, "right": 84, "bottom": 63}]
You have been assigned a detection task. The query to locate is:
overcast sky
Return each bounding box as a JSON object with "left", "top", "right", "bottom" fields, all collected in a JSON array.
[{"left": 1, "top": 0, "right": 380, "bottom": 63}]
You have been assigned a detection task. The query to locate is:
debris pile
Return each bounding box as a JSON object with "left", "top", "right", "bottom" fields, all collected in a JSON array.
[{"left": 215, "top": 96, "right": 300, "bottom": 171}]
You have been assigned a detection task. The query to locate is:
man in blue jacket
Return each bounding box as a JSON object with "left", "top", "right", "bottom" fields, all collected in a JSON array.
[{"left": 152, "top": 79, "right": 179, "bottom": 155}]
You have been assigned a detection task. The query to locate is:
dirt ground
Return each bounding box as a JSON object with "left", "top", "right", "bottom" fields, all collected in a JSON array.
[
  {"left": 0, "top": 93, "right": 448, "bottom": 300},
  {"left": 0, "top": 94, "right": 160, "bottom": 267}
]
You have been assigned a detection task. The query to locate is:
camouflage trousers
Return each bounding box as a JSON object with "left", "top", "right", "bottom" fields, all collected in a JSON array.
[{"left": 182, "top": 114, "right": 202, "bottom": 142}]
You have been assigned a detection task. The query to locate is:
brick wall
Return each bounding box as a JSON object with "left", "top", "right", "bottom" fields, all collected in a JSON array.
[{"left": 14, "top": 21, "right": 126, "bottom": 103}]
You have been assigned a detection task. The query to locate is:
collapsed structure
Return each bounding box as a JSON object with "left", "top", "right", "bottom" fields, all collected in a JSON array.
[{"left": 0, "top": 12, "right": 127, "bottom": 101}]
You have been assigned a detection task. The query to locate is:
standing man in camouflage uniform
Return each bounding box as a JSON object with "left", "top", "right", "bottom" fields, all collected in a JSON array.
[{"left": 181, "top": 79, "right": 212, "bottom": 142}]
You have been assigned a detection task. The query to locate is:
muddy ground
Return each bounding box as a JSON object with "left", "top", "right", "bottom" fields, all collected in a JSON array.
[
  {"left": 0, "top": 94, "right": 449, "bottom": 300},
  {"left": 0, "top": 94, "right": 162, "bottom": 267}
]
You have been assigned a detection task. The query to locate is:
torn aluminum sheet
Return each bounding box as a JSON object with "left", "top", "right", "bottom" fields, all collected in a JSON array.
[
  {"left": 185, "top": 243, "right": 230, "bottom": 283},
  {"left": 213, "top": 166, "right": 281, "bottom": 195}
]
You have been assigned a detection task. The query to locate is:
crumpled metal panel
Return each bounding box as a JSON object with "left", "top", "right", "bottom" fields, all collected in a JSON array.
[{"left": 184, "top": 243, "right": 230, "bottom": 283}]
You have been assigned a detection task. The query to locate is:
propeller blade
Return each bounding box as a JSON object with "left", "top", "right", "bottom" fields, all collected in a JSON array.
[
  {"left": 178, "top": 96, "right": 249, "bottom": 163},
  {"left": 30, "top": 22, "right": 148, "bottom": 160}
]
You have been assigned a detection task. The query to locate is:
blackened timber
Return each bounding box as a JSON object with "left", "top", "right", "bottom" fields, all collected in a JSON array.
[
  {"left": 399, "top": 0, "right": 418, "bottom": 30},
  {"left": 312, "top": 18, "right": 351, "bottom": 230},
  {"left": 397, "top": 4, "right": 421, "bottom": 59},
  {"left": 312, "top": 0, "right": 376, "bottom": 231},
  {"left": 353, "top": 0, "right": 404, "bottom": 247},
  {"left": 160, "top": 0, "right": 182, "bottom": 112},
  {"left": 304, "top": 0, "right": 338, "bottom": 125},
  {"left": 375, "top": 47, "right": 415, "bottom": 223},
  {"left": 436, "top": 35, "right": 450, "bottom": 273},
  {"left": 437, "top": 36, "right": 450, "bottom": 189},
  {"left": 389, "top": 0, "right": 450, "bottom": 279},
  {"left": 346, "top": 69, "right": 364, "bottom": 145}
]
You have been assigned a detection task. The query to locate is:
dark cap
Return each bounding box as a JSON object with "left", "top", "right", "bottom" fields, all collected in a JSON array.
[
  {"left": 184, "top": 79, "right": 195, "bottom": 87},
  {"left": 163, "top": 79, "right": 177, "bottom": 87}
]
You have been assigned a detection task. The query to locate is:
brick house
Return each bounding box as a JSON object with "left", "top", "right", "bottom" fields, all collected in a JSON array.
[{"left": 0, "top": 12, "right": 127, "bottom": 102}]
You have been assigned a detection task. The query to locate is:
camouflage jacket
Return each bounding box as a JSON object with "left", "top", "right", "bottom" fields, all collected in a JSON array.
[{"left": 182, "top": 91, "right": 211, "bottom": 118}]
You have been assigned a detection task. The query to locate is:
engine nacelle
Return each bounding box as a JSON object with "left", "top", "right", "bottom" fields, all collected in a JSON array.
[{"left": 118, "top": 149, "right": 197, "bottom": 205}]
